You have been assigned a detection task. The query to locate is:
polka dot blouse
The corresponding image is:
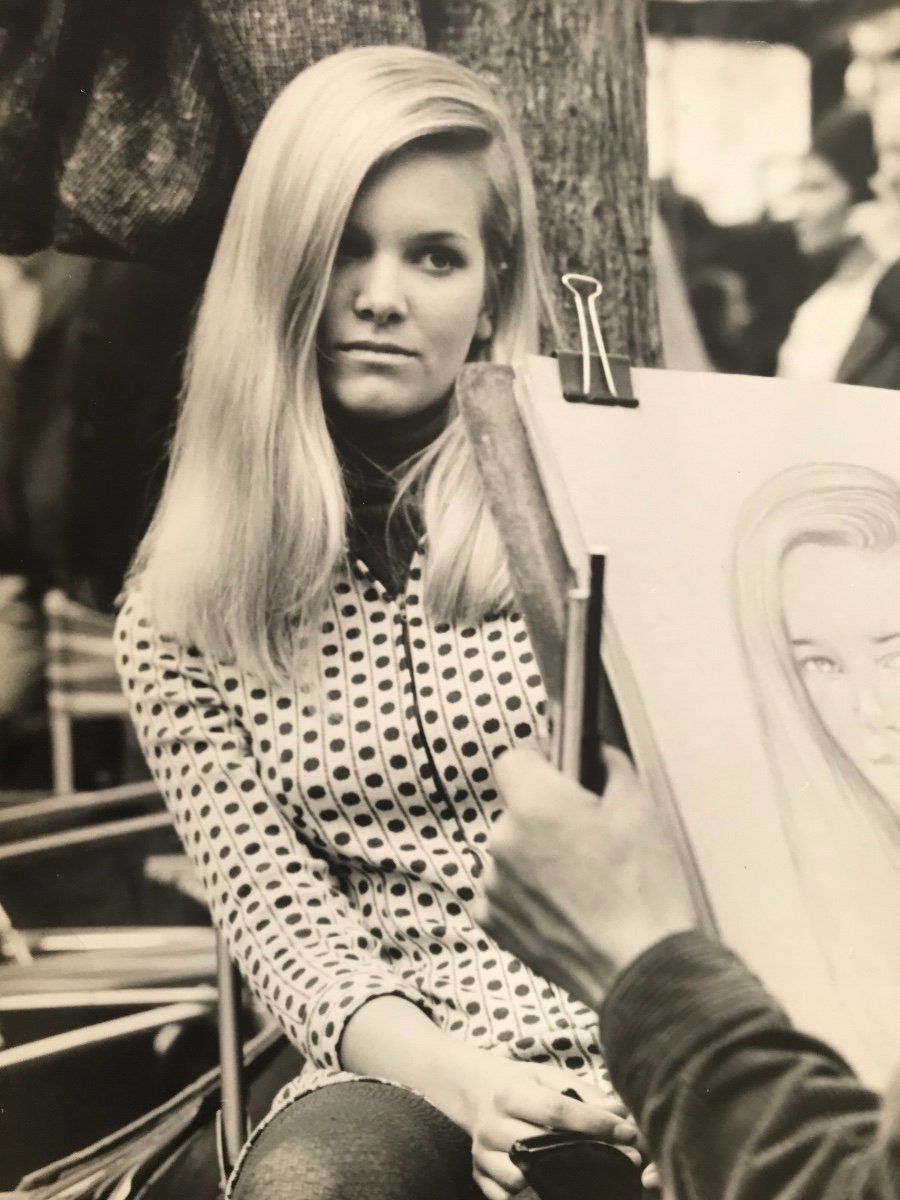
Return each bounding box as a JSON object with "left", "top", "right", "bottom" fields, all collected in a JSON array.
[{"left": 115, "top": 544, "right": 612, "bottom": 1118}]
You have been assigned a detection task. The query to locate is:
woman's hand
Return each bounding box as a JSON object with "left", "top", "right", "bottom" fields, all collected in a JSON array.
[
  {"left": 341, "top": 996, "right": 649, "bottom": 1198},
  {"left": 463, "top": 1055, "right": 639, "bottom": 1200}
]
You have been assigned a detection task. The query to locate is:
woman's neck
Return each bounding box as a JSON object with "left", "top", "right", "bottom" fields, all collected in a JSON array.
[
  {"left": 324, "top": 394, "right": 452, "bottom": 595},
  {"left": 325, "top": 393, "right": 451, "bottom": 472}
]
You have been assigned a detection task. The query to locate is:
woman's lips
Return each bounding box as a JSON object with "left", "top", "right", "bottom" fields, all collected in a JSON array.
[{"left": 336, "top": 342, "right": 417, "bottom": 358}]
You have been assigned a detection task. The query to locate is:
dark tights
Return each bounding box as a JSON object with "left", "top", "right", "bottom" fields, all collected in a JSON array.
[{"left": 229, "top": 1080, "right": 532, "bottom": 1200}]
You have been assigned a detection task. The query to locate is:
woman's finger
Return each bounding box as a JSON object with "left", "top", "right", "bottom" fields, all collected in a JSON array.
[
  {"left": 473, "top": 1157, "right": 525, "bottom": 1199},
  {"left": 477, "top": 1115, "right": 547, "bottom": 1154},
  {"left": 558, "top": 1078, "right": 629, "bottom": 1118},
  {"left": 611, "top": 1118, "right": 640, "bottom": 1145},
  {"left": 497, "top": 1080, "right": 624, "bottom": 1138},
  {"left": 478, "top": 1148, "right": 528, "bottom": 1192},
  {"left": 527, "top": 1064, "right": 630, "bottom": 1119},
  {"left": 616, "top": 1144, "right": 644, "bottom": 1167},
  {"left": 530, "top": 1075, "right": 637, "bottom": 1143},
  {"left": 474, "top": 1169, "right": 510, "bottom": 1200},
  {"left": 642, "top": 1161, "right": 662, "bottom": 1190}
]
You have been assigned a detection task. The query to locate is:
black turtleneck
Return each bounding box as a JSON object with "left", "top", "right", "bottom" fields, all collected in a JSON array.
[{"left": 326, "top": 394, "right": 451, "bottom": 596}]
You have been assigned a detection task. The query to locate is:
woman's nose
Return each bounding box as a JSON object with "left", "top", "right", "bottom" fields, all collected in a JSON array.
[{"left": 352, "top": 255, "right": 407, "bottom": 325}]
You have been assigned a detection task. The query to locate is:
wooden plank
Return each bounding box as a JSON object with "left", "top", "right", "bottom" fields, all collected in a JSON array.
[
  {"left": 0, "top": 812, "right": 174, "bottom": 864},
  {"left": 0, "top": 1003, "right": 212, "bottom": 1070},
  {"left": 0, "top": 781, "right": 162, "bottom": 842},
  {"left": 456, "top": 363, "right": 576, "bottom": 704},
  {"left": 0, "top": 987, "right": 218, "bottom": 1011}
]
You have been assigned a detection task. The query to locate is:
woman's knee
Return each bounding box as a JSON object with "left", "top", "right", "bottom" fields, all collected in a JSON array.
[{"left": 229, "top": 1081, "right": 480, "bottom": 1200}]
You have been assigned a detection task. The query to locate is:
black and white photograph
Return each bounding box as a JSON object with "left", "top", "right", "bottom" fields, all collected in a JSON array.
[{"left": 1, "top": 4, "right": 898, "bottom": 1199}]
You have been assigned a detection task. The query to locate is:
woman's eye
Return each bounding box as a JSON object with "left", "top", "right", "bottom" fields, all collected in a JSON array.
[
  {"left": 419, "top": 248, "right": 462, "bottom": 273},
  {"left": 879, "top": 650, "right": 900, "bottom": 672},
  {"left": 335, "top": 236, "right": 367, "bottom": 261},
  {"left": 797, "top": 654, "right": 842, "bottom": 677}
]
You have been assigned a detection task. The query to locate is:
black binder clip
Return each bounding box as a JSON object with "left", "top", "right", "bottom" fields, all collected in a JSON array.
[{"left": 555, "top": 274, "right": 638, "bottom": 408}]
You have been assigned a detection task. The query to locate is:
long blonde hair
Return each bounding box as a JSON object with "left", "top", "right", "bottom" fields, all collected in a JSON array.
[{"left": 130, "top": 46, "right": 554, "bottom": 676}]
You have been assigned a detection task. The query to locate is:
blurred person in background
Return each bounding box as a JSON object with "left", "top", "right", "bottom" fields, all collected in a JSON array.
[
  {"left": 687, "top": 265, "right": 758, "bottom": 375},
  {"left": 846, "top": 7, "right": 900, "bottom": 107},
  {"left": 0, "top": 252, "right": 89, "bottom": 785},
  {"left": 776, "top": 104, "right": 888, "bottom": 385},
  {"left": 656, "top": 182, "right": 805, "bottom": 378},
  {"left": 0, "top": 252, "right": 196, "bottom": 788},
  {"left": 837, "top": 87, "right": 900, "bottom": 391}
]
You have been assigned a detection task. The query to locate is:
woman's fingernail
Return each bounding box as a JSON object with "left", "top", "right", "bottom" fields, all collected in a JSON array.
[{"left": 613, "top": 1119, "right": 638, "bottom": 1142}]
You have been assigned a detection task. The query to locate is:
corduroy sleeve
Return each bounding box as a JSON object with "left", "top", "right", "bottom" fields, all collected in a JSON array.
[
  {"left": 114, "top": 590, "right": 431, "bottom": 1072},
  {"left": 601, "top": 930, "right": 897, "bottom": 1200}
]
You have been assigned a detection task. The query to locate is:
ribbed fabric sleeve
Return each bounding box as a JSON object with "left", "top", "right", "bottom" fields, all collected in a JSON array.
[
  {"left": 601, "top": 931, "right": 897, "bottom": 1200},
  {"left": 601, "top": 931, "right": 790, "bottom": 1095}
]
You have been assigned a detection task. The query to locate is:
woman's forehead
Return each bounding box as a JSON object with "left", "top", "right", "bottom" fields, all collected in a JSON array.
[
  {"left": 348, "top": 147, "right": 490, "bottom": 232},
  {"left": 782, "top": 543, "right": 900, "bottom": 640}
]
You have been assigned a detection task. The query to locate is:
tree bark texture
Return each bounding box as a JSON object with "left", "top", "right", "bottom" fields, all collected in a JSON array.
[
  {"left": 428, "top": 0, "right": 660, "bottom": 364},
  {"left": 0, "top": 1, "right": 659, "bottom": 363}
]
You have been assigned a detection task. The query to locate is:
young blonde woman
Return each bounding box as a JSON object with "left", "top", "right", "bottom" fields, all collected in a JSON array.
[
  {"left": 116, "top": 46, "right": 641, "bottom": 1200},
  {"left": 733, "top": 461, "right": 900, "bottom": 1086}
]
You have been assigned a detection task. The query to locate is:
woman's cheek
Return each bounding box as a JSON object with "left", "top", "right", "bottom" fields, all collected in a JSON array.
[{"left": 804, "top": 678, "right": 851, "bottom": 742}]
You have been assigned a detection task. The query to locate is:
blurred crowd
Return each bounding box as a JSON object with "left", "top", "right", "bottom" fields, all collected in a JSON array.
[
  {"left": 2, "top": 7, "right": 900, "bottom": 791},
  {"left": 0, "top": 257, "right": 198, "bottom": 787},
  {"left": 665, "top": 7, "right": 900, "bottom": 386}
]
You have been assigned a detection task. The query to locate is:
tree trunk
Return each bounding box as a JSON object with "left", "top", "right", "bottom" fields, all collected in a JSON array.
[{"left": 428, "top": 0, "right": 661, "bottom": 365}]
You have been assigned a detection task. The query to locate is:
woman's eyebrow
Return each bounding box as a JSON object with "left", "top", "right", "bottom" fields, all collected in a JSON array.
[
  {"left": 871, "top": 631, "right": 900, "bottom": 645},
  {"left": 412, "top": 229, "right": 471, "bottom": 242}
]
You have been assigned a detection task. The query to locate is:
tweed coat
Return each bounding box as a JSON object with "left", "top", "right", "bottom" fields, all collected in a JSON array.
[{"left": 0, "top": 2, "right": 426, "bottom": 267}]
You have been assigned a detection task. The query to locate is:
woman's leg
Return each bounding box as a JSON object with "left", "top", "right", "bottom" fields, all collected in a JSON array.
[{"left": 229, "top": 1079, "right": 488, "bottom": 1200}]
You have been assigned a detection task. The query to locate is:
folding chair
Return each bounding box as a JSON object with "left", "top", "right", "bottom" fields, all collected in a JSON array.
[
  {"left": 33, "top": 590, "right": 254, "bottom": 1181},
  {"left": 0, "top": 799, "right": 254, "bottom": 1191},
  {"left": 42, "top": 589, "right": 133, "bottom": 795},
  {"left": 215, "top": 944, "right": 250, "bottom": 1182}
]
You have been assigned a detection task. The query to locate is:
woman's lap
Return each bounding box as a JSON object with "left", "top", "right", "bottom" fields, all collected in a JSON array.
[{"left": 229, "top": 1079, "right": 508, "bottom": 1200}]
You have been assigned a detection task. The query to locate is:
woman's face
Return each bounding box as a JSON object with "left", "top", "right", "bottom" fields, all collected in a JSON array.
[
  {"left": 788, "top": 154, "right": 854, "bottom": 257},
  {"left": 318, "top": 146, "right": 493, "bottom": 422},
  {"left": 782, "top": 541, "right": 900, "bottom": 804}
]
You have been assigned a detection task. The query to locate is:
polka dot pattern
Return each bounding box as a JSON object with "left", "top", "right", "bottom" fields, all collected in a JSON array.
[{"left": 115, "top": 545, "right": 611, "bottom": 1119}]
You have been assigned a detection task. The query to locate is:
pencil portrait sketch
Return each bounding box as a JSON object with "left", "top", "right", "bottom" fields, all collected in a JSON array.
[
  {"left": 514, "top": 358, "right": 900, "bottom": 1085},
  {"left": 733, "top": 460, "right": 900, "bottom": 1072}
]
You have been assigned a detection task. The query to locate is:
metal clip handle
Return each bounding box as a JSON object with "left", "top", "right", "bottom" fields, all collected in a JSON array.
[{"left": 561, "top": 273, "right": 618, "bottom": 399}]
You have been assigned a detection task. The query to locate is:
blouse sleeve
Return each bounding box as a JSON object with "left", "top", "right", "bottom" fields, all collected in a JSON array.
[{"left": 114, "top": 591, "right": 431, "bottom": 1072}]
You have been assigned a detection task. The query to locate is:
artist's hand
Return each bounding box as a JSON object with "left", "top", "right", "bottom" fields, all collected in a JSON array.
[
  {"left": 463, "top": 1053, "right": 638, "bottom": 1200},
  {"left": 476, "top": 747, "right": 696, "bottom": 1012}
]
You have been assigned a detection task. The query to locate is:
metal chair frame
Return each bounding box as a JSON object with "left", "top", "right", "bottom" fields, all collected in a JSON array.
[
  {"left": 0, "top": 801, "right": 251, "bottom": 1189},
  {"left": 31, "top": 589, "right": 253, "bottom": 1182},
  {"left": 41, "top": 588, "right": 133, "bottom": 795}
]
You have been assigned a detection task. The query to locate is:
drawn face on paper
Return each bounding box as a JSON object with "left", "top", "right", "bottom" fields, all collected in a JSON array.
[{"left": 782, "top": 542, "right": 900, "bottom": 806}]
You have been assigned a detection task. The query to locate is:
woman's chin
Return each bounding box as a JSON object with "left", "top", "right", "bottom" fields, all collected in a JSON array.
[
  {"left": 327, "top": 387, "right": 434, "bottom": 423},
  {"left": 855, "top": 758, "right": 900, "bottom": 811}
]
